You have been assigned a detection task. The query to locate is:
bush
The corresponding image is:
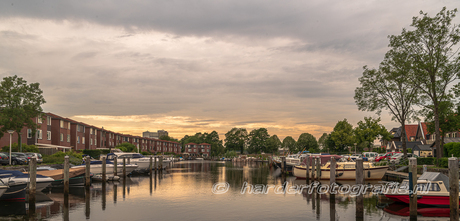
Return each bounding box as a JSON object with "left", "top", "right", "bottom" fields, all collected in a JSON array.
[
  {"left": 434, "top": 158, "right": 449, "bottom": 168},
  {"left": 42, "top": 151, "right": 83, "bottom": 165},
  {"left": 141, "top": 151, "right": 153, "bottom": 156},
  {"left": 417, "top": 157, "right": 435, "bottom": 165},
  {"left": 2, "top": 143, "right": 39, "bottom": 153},
  {"left": 443, "top": 142, "right": 460, "bottom": 157}
]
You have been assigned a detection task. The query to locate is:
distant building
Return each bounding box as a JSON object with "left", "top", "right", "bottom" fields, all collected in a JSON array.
[{"left": 143, "top": 130, "right": 169, "bottom": 139}]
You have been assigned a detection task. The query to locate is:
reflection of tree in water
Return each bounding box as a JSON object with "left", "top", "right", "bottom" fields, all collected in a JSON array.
[
  {"left": 225, "top": 162, "right": 244, "bottom": 191},
  {"left": 249, "top": 162, "right": 270, "bottom": 185}
]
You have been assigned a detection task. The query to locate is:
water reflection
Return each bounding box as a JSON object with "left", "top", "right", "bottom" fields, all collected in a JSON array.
[{"left": 0, "top": 161, "right": 453, "bottom": 220}]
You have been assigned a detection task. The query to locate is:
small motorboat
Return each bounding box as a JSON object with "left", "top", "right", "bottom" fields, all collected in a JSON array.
[
  {"left": 0, "top": 179, "right": 27, "bottom": 201},
  {"left": 0, "top": 170, "right": 54, "bottom": 192},
  {"left": 385, "top": 172, "right": 453, "bottom": 207}
]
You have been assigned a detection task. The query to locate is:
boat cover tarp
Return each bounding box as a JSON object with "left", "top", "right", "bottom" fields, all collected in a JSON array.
[
  {"left": 418, "top": 172, "right": 450, "bottom": 191},
  {"left": 35, "top": 167, "right": 86, "bottom": 180},
  {"left": 301, "top": 155, "right": 342, "bottom": 166}
]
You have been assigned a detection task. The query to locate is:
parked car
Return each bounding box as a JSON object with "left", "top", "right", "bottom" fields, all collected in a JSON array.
[
  {"left": 362, "top": 152, "right": 379, "bottom": 161},
  {"left": 25, "top": 152, "right": 43, "bottom": 164},
  {"left": 375, "top": 152, "right": 401, "bottom": 162},
  {"left": 390, "top": 153, "right": 417, "bottom": 164},
  {"left": 0, "top": 153, "right": 9, "bottom": 165},
  {"left": 1, "top": 152, "right": 28, "bottom": 165}
]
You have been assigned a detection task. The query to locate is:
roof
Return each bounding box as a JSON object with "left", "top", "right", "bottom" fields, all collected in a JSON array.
[
  {"left": 420, "top": 122, "right": 429, "bottom": 136},
  {"left": 390, "top": 128, "right": 401, "bottom": 138},
  {"left": 404, "top": 124, "right": 418, "bottom": 140},
  {"left": 418, "top": 172, "right": 449, "bottom": 190},
  {"left": 392, "top": 141, "right": 423, "bottom": 150},
  {"left": 430, "top": 137, "right": 460, "bottom": 147},
  {"left": 413, "top": 144, "right": 432, "bottom": 151}
]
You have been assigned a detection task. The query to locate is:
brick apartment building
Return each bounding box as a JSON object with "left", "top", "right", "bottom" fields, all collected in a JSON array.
[{"left": 185, "top": 143, "right": 211, "bottom": 157}]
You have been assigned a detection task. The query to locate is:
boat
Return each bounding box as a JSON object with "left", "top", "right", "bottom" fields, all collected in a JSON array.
[
  {"left": 384, "top": 172, "right": 453, "bottom": 207},
  {"left": 92, "top": 174, "right": 120, "bottom": 182},
  {"left": 196, "top": 158, "right": 204, "bottom": 160},
  {"left": 106, "top": 153, "right": 171, "bottom": 170},
  {"left": 0, "top": 179, "right": 27, "bottom": 201},
  {"left": 0, "top": 170, "right": 54, "bottom": 192},
  {"left": 293, "top": 155, "right": 389, "bottom": 180},
  {"left": 72, "top": 160, "right": 138, "bottom": 174},
  {"left": 0, "top": 185, "right": 7, "bottom": 199}
]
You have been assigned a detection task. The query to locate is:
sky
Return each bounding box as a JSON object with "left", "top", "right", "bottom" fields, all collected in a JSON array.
[{"left": 0, "top": 1, "right": 458, "bottom": 141}]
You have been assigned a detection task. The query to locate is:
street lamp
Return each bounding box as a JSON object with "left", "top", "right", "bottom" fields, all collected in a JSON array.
[
  {"left": 7, "top": 130, "right": 14, "bottom": 165},
  {"left": 354, "top": 143, "right": 357, "bottom": 154}
]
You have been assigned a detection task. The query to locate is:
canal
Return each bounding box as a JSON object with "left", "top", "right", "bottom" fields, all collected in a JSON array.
[{"left": 0, "top": 161, "right": 450, "bottom": 220}]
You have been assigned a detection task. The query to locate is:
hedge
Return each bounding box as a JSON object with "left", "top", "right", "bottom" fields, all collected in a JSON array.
[
  {"left": 417, "top": 157, "right": 435, "bottom": 165},
  {"left": 82, "top": 149, "right": 111, "bottom": 159},
  {"left": 443, "top": 142, "right": 460, "bottom": 158},
  {"left": 2, "top": 143, "right": 39, "bottom": 153}
]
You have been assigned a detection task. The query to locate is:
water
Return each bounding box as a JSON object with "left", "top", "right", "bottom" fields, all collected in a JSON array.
[{"left": 0, "top": 161, "right": 450, "bottom": 220}]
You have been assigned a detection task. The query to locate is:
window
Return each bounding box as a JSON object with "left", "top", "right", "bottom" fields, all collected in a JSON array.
[
  {"left": 47, "top": 131, "right": 51, "bottom": 140},
  {"left": 68, "top": 123, "right": 70, "bottom": 130},
  {"left": 95, "top": 138, "right": 97, "bottom": 146},
  {"left": 47, "top": 116, "right": 51, "bottom": 125},
  {"left": 27, "top": 129, "right": 32, "bottom": 138},
  {"left": 60, "top": 133, "right": 64, "bottom": 142},
  {"left": 67, "top": 134, "right": 70, "bottom": 142},
  {"left": 82, "top": 137, "right": 85, "bottom": 144},
  {"left": 38, "top": 117, "right": 42, "bottom": 124},
  {"left": 77, "top": 136, "right": 80, "bottom": 143},
  {"left": 94, "top": 130, "right": 97, "bottom": 136},
  {"left": 90, "top": 138, "right": 93, "bottom": 145},
  {"left": 60, "top": 120, "right": 64, "bottom": 128},
  {"left": 37, "top": 129, "right": 42, "bottom": 139}
]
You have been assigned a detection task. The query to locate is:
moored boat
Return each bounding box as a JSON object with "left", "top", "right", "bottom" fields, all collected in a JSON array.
[
  {"left": 0, "top": 170, "right": 54, "bottom": 192},
  {"left": 72, "top": 160, "right": 139, "bottom": 174}
]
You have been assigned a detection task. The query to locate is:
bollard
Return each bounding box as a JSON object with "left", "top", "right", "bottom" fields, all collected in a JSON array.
[
  {"left": 330, "top": 157, "right": 336, "bottom": 185},
  {"left": 85, "top": 156, "right": 91, "bottom": 187},
  {"left": 330, "top": 194, "right": 336, "bottom": 221},
  {"left": 64, "top": 156, "right": 69, "bottom": 195},
  {"left": 449, "top": 157, "right": 459, "bottom": 221},
  {"left": 355, "top": 158, "right": 364, "bottom": 220},
  {"left": 63, "top": 191, "right": 69, "bottom": 221},
  {"left": 29, "top": 157, "right": 37, "bottom": 201},
  {"left": 123, "top": 158, "right": 126, "bottom": 177},
  {"left": 113, "top": 183, "right": 118, "bottom": 204},
  {"left": 114, "top": 156, "right": 118, "bottom": 176},
  {"left": 409, "top": 157, "right": 417, "bottom": 218},
  {"left": 102, "top": 181, "right": 106, "bottom": 211},
  {"left": 423, "top": 164, "right": 427, "bottom": 174},
  {"left": 316, "top": 156, "right": 321, "bottom": 181},
  {"left": 102, "top": 156, "right": 106, "bottom": 182},
  {"left": 312, "top": 157, "right": 316, "bottom": 180},
  {"left": 85, "top": 185, "right": 90, "bottom": 219},
  {"left": 306, "top": 156, "right": 310, "bottom": 183},
  {"left": 127, "top": 158, "right": 130, "bottom": 165},
  {"left": 280, "top": 156, "right": 286, "bottom": 173},
  {"left": 160, "top": 157, "right": 163, "bottom": 171},
  {"left": 154, "top": 157, "right": 157, "bottom": 172}
]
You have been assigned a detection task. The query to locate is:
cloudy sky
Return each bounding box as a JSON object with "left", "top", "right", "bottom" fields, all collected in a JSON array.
[{"left": 0, "top": 1, "right": 458, "bottom": 141}]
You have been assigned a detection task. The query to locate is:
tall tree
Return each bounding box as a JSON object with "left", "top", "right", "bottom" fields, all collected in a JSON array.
[
  {"left": 330, "top": 119, "right": 355, "bottom": 153},
  {"left": 296, "top": 133, "right": 319, "bottom": 153},
  {"left": 355, "top": 46, "right": 419, "bottom": 157},
  {"left": 390, "top": 7, "right": 460, "bottom": 160},
  {"left": 282, "top": 136, "right": 296, "bottom": 154},
  {"left": 265, "top": 135, "right": 281, "bottom": 154},
  {"left": 224, "top": 128, "right": 248, "bottom": 153},
  {"left": 247, "top": 128, "right": 270, "bottom": 154},
  {"left": 354, "top": 117, "right": 392, "bottom": 152},
  {"left": 0, "top": 75, "right": 46, "bottom": 152}
]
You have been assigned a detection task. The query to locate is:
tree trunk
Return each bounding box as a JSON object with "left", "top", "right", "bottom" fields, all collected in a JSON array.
[
  {"left": 17, "top": 133, "right": 22, "bottom": 152},
  {"left": 401, "top": 121, "right": 407, "bottom": 158},
  {"left": 434, "top": 104, "right": 442, "bottom": 162}
]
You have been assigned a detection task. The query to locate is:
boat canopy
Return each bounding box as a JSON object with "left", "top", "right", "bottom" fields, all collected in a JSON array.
[
  {"left": 418, "top": 172, "right": 450, "bottom": 190},
  {"left": 301, "top": 155, "right": 342, "bottom": 166},
  {"left": 0, "top": 170, "right": 25, "bottom": 178}
]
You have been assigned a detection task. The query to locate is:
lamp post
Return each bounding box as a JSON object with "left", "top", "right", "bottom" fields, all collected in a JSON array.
[
  {"left": 354, "top": 143, "right": 357, "bottom": 154},
  {"left": 7, "top": 130, "right": 14, "bottom": 165}
]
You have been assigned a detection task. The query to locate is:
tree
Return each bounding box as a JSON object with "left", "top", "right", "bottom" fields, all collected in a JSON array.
[
  {"left": 0, "top": 75, "right": 46, "bottom": 152},
  {"left": 296, "top": 133, "right": 319, "bottom": 153},
  {"left": 424, "top": 102, "right": 460, "bottom": 154},
  {"left": 116, "top": 142, "right": 137, "bottom": 152},
  {"left": 265, "top": 135, "right": 281, "bottom": 154},
  {"left": 324, "top": 134, "right": 336, "bottom": 153},
  {"left": 159, "top": 135, "right": 178, "bottom": 142},
  {"left": 247, "top": 128, "right": 270, "bottom": 154},
  {"left": 390, "top": 7, "right": 460, "bottom": 160},
  {"left": 354, "top": 117, "right": 392, "bottom": 152},
  {"left": 204, "top": 131, "right": 225, "bottom": 157},
  {"left": 330, "top": 119, "right": 355, "bottom": 153},
  {"left": 355, "top": 46, "right": 419, "bottom": 158},
  {"left": 282, "top": 136, "right": 296, "bottom": 153},
  {"left": 224, "top": 128, "right": 248, "bottom": 153},
  {"left": 318, "top": 133, "right": 328, "bottom": 152}
]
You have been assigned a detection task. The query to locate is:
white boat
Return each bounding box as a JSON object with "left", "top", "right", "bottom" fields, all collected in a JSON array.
[
  {"left": 0, "top": 170, "right": 54, "bottom": 192},
  {"left": 196, "top": 158, "right": 204, "bottom": 160},
  {"left": 0, "top": 185, "right": 7, "bottom": 198},
  {"left": 293, "top": 157, "right": 388, "bottom": 180},
  {"left": 72, "top": 160, "right": 138, "bottom": 175},
  {"left": 107, "top": 153, "right": 171, "bottom": 170},
  {"left": 286, "top": 154, "right": 308, "bottom": 167}
]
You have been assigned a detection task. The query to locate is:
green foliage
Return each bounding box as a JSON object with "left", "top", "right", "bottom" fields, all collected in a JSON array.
[
  {"left": 141, "top": 151, "right": 153, "bottom": 155},
  {"left": 180, "top": 131, "right": 224, "bottom": 156},
  {"left": 224, "top": 128, "right": 248, "bottom": 153},
  {"left": 417, "top": 157, "right": 435, "bottom": 165},
  {"left": 330, "top": 119, "right": 355, "bottom": 152},
  {"left": 354, "top": 117, "right": 392, "bottom": 151},
  {"left": 42, "top": 151, "right": 83, "bottom": 164},
  {"left": 2, "top": 143, "right": 39, "bottom": 153},
  {"left": 443, "top": 142, "right": 460, "bottom": 157},
  {"left": 0, "top": 75, "right": 46, "bottom": 151},
  {"left": 282, "top": 136, "right": 296, "bottom": 153},
  {"left": 407, "top": 148, "right": 412, "bottom": 153},
  {"left": 296, "top": 133, "right": 319, "bottom": 153},
  {"left": 116, "top": 142, "right": 137, "bottom": 152},
  {"left": 265, "top": 135, "right": 281, "bottom": 154},
  {"left": 82, "top": 149, "right": 110, "bottom": 159},
  {"left": 434, "top": 158, "right": 449, "bottom": 168},
  {"left": 247, "top": 128, "right": 270, "bottom": 154},
  {"left": 159, "top": 135, "right": 179, "bottom": 142},
  {"left": 224, "top": 150, "right": 237, "bottom": 158}
]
